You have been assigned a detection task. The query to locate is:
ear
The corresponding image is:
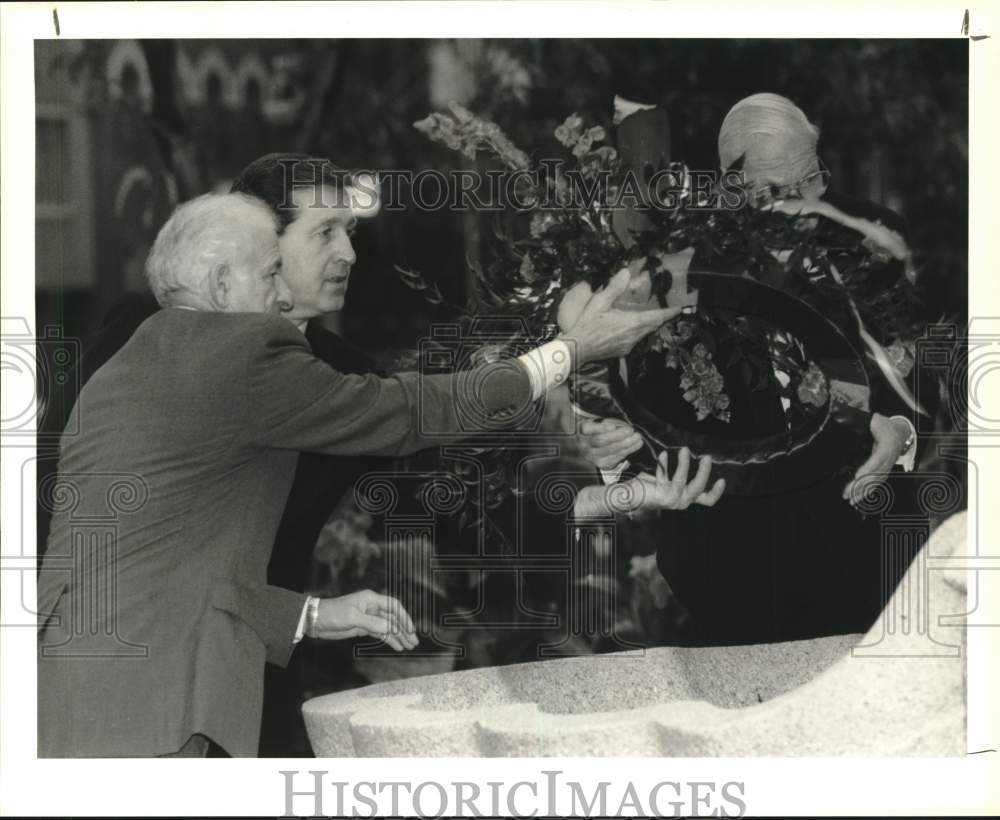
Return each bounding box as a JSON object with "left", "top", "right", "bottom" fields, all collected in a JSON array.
[{"left": 207, "top": 262, "right": 231, "bottom": 311}]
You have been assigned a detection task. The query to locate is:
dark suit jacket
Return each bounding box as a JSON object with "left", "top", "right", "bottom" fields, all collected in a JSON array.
[
  {"left": 653, "top": 192, "right": 938, "bottom": 644},
  {"left": 37, "top": 309, "right": 531, "bottom": 757}
]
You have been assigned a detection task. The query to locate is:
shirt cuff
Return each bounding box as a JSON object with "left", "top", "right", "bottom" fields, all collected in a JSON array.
[
  {"left": 517, "top": 340, "right": 572, "bottom": 401},
  {"left": 600, "top": 461, "right": 629, "bottom": 484},
  {"left": 293, "top": 596, "right": 316, "bottom": 644},
  {"left": 890, "top": 415, "right": 918, "bottom": 472}
]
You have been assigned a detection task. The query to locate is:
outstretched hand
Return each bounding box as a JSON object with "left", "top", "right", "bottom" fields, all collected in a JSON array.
[
  {"left": 309, "top": 589, "right": 418, "bottom": 651},
  {"left": 558, "top": 269, "right": 681, "bottom": 365},
  {"left": 628, "top": 447, "right": 726, "bottom": 512},
  {"left": 573, "top": 447, "right": 725, "bottom": 518}
]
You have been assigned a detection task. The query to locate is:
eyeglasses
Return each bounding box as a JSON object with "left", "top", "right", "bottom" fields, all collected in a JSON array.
[{"left": 750, "top": 158, "right": 831, "bottom": 206}]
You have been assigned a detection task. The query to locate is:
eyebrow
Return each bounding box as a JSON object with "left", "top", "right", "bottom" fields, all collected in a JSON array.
[{"left": 310, "top": 215, "right": 357, "bottom": 234}]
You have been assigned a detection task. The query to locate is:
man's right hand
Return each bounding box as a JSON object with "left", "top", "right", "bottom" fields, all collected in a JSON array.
[
  {"left": 559, "top": 268, "right": 681, "bottom": 365},
  {"left": 308, "top": 589, "right": 418, "bottom": 651}
]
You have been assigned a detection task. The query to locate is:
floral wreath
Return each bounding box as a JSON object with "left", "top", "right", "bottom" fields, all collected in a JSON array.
[{"left": 405, "top": 98, "right": 923, "bottom": 495}]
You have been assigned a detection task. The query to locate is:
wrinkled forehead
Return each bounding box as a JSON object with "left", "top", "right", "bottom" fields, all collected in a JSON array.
[{"left": 288, "top": 184, "right": 355, "bottom": 231}]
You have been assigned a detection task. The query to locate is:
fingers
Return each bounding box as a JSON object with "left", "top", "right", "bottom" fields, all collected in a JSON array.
[
  {"left": 844, "top": 473, "right": 883, "bottom": 508},
  {"left": 357, "top": 590, "right": 418, "bottom": 650},
  {"left": 648, "top": 449, "right": 718, "bottom": 510},
  {"left": 655, "top": 449, "right": 668, "bottom": 482},
  {"left": 579, "top": 268, "right": 630, "bottom": 317},
  {"left": 369, "top": 593, "right": 416, "bottom": 634},
  {"left": 556, "top": 280, "right": 594, "bottom": 332},
  {"left": 581, "top": 421, "right": 637, "bottom": 448},
  {"left": 589, "top": 268, "right": 632, "bottom": 310},
  {"left": 579, "top": 419, "right": 607, "bottom": 437},
  {"left": 590, "top": 428, "right": 644, "bottom": 453},
  {"left": 626, "top": 305, "right": 683, "bottom": 335},
  {"left": 356, "top": 611, "right": 406, "bottom": 651},
  {"left": 579, "top": 420, "right": 642, "bottom": 469},
  {"left": 669, "top": 446, "right": 691, "bottom": 493},
  {"left": 695, "top": 478, "right": 726, "bottom": 507},
  {"left": 600, "top": 440, "right": 643, "bottom": 469},
  {"left": 844, "top": 446, "right": 883, "bottom": 499},
  {"left": 680, "top": 454, "right": 713, "bottom": 505},
  {"left": 372, "top": 595, "right": 419, "bottom": 650}
]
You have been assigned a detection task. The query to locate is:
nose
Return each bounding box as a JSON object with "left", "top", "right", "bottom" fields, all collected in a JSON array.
[
  {"left": 336, "top": 232, "right": 357, "bottom": 267},
  {"left": 275, "top": 273, "right": 294, "bottom": 312}
]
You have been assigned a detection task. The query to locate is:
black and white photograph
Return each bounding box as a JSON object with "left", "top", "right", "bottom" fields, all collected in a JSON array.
[{"left": 1, "top": 2, "right": 998, "bottom": 817}]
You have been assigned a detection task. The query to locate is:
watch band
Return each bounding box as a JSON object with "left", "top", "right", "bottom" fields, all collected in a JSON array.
[{"left": 305, "top": 596, "right": 320, "bottom": 639}]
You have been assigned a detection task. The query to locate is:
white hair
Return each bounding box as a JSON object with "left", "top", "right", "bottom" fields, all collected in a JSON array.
[
  {"left": 718, "top": 92, "right": 820, "bottom": 180},
  {"left": 144, "top": 192, "right": 277, "bottom": 307}
]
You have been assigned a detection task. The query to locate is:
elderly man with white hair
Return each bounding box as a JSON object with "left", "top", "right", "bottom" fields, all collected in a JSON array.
[
  {"left": 142, "top": 191, "right": 290, "bottom": 313},
  {"left": 36, "top": 190, "right": 680, "bottom": 757}
]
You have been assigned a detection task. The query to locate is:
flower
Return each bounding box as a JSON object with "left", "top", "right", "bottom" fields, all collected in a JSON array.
[
  {"left": 529, "top": 210, "right": 557, "bottom": 238},
  {"left": 554, "top": 114, "right": 584, "bottom": 147},
  {"left": 414, "top": 105, "right": 530, "bottom": 170},
  {"left": 885, "top": 339, "right": 916, "bottom": 378},
  {"left": 673, "top": 343, "right": 732, "bottom": 422},
  {"left": 796, "top": 363, "right": 830, "bottom": 407}
]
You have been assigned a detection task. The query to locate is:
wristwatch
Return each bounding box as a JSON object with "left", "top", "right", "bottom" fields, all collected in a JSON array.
[
  {"left": 890, "top": 414, "right": 916, "bottom": 452},
  {"left": 305, "top": 596, "right": 320, "bottom": 639}
]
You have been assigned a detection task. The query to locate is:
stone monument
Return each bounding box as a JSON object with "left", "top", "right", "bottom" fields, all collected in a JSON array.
[{"left": 303, "top": 511, "right": 966, "bottom": 756}]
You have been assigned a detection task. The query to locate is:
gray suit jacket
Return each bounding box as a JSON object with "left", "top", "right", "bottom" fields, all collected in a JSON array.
[{"left": 37, "top": 309, "right": 531, "bottom": 757}]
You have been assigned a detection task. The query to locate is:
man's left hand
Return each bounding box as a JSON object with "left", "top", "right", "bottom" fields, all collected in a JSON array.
[
  {"left": 578, "top": 418, "right": 644, "bottom": 471},
  {"left": 309, "top": 590, "right": 418, "bottom": 651},
  {"left": 843, "top": 412, "right": 911, "bottom": 505}
]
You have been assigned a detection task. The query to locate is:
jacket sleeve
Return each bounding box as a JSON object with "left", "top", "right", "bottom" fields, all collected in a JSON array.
[
  {"left": 244, "top": 317, "right": 535, "bottom": 457},
  {"left": 209, "top": 577, "right": 307, "bottom": 668}
]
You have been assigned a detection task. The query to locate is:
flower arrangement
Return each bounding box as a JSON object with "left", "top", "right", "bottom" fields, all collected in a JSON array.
[{"left": 405, "top": 99, "right": 924, "bottom": 493}]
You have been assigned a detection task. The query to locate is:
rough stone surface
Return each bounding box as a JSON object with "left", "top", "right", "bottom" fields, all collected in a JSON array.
[{"left": 303, "top": 512, "right": 967, "bottom": 756}]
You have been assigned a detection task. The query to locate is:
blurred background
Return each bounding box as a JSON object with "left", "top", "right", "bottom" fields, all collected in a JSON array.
[{"left": 35, "top": 38, "right": 967, "bottom": 351}]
